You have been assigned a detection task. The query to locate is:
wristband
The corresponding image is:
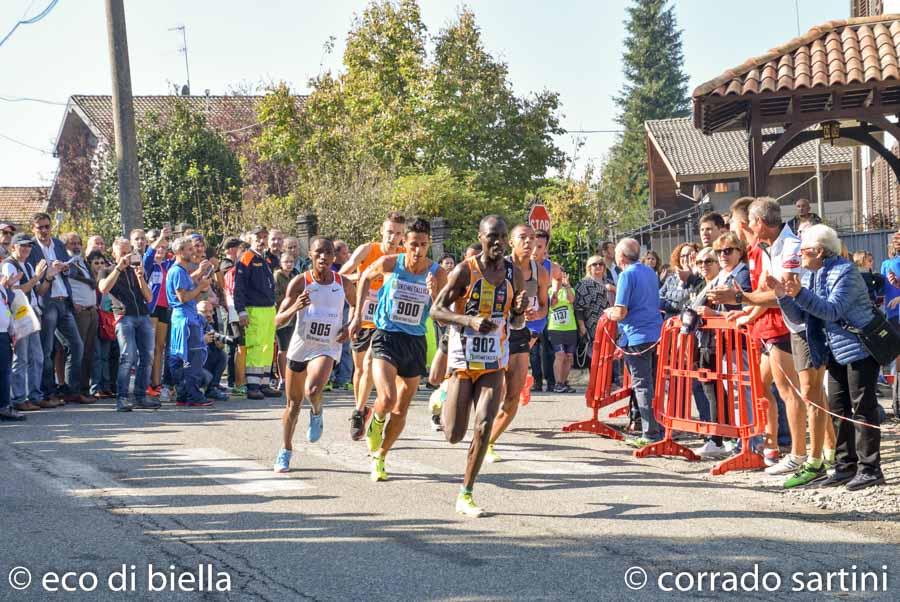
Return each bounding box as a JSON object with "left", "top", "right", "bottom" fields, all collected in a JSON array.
[{"left": 735, "top": 291, "right": 743, "bottom": 304}]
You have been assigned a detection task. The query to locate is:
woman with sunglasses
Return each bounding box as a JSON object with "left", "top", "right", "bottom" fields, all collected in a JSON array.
[
  {"left": 575, "top": 255, "right": 611, "bottom": 364},
  {"left": 660, "top": 242, "right": 702, "bottom": 318}
]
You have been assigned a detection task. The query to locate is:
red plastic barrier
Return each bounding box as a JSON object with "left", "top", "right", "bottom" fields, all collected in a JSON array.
[
  {"left": 634, "top": 315, "right": 769, "bottom": 475},
  {"left": 562, "top": 316, "right": 631, "bottom": 440}
]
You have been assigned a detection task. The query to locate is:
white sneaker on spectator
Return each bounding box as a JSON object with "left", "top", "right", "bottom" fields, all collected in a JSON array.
[
  {"left": 764, "top": 454, "right": 806, "bottom": 475},
  {"left": 697, "top": 440, "right": 726, "bottom": 458},
  {"left": 159, "top": 387, "right": 171, "bottom": 402}
]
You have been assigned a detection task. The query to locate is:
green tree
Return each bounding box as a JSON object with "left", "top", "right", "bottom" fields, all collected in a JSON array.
[
  {"left": 599, "top": 0, "right": 689, "bottom": 231},
  {"left": 93, "top": 101, "right": 243, "bottom": 242}
]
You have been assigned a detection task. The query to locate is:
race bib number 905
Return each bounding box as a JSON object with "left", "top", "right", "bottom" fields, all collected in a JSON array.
[{"left": 305, "top": 320, "right": 336, "bottom": 344}]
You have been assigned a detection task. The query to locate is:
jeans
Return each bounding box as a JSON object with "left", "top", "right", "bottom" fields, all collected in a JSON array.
[
  {"left": 204, "top": 343, "right": 227, "bottom": 392},
  {"left": 331, "top": 340, "right": 353, "bottom": 386},
  {"left": 624, "top": 343, "right": 661, "bottom": 440},
  {"left": 90, "top": 336, "right": 115, "bottom": 395},
  {"left": 115, "top": 315, "right": 155, "bottom": 402},
  {"left": 11, "top": 331, "right": 43, "bottom": 404},
  {"left": 0, "top": 334, "right": 11, "bottom": 410},
  {"left": 529, "top": 328, "right": 556, "bottom": 389},
  {"left": 826, "top": 354, "right": 882, "bottom": 476},
  {"left": 38, "top": 298, "right": 83, "bottom": 395},
  {"left": 74, "top": 306, "right": 98, "bottom": 395},
  {"left": 168, "top": 322, "right": 206, "bottom": 403}
]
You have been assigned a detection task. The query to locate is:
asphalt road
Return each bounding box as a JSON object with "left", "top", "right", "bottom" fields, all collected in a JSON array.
[{"left": 1, "top": 388, "right": 897, "bottom": 601}]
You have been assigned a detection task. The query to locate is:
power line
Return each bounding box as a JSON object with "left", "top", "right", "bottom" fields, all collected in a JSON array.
[
  {"left": 0, "top": 132, "right": 53, "bottom": 154},
  {"left": 0, "top": 94, "right": 67, "bottom": 106},
  {"left": 0, "top": 0, "right": 60, "bottom": 49},
  {"left": 564, "top": 129, "right": 624, "bottom": 134}
]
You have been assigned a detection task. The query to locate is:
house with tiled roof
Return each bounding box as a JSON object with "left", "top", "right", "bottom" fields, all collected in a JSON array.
[
  {"left": 49, "top": 94, "right": 305, "bottom": 211},
  {"left": 645, "top": 117, "right": 853, "bottom": 227},
  {"left": 0, "top": 187, "right": 49, "bottom": 228}
]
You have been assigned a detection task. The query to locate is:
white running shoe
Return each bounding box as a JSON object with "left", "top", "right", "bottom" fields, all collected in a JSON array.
[
  {"left": 697, "top": 440, "right": 726, "bottom": 458},
  {"left": 764, "top": 454, "right": 806, "bottom": 476}
]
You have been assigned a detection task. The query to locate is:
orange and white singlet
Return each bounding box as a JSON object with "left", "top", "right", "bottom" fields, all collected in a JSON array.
[
  {"left": 358, "top": 242, "right": 389, "bottom": 329},
  {"left": 447, "top": 256, "right": 515, "bottom": 378}
]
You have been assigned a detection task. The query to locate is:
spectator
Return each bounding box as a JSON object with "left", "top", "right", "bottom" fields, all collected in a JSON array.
[
  {"left": 605, "top": 238, "right": 663, "bottom": 445},
  {"left": 574, "top": 254, "right": 611, "bottom": 362},
  {"left": 143, "top": 228, "right": 174, "bottom": 396},
  {"left": 64, "top": 232, "right": 99, "bottom": 398},
  {"left": 0, "top": 278, "right": 20, "bottom": 421},
  {"left": 547, "top": 272, "right": 577, "bottom": 393},
  {"left": 529, "top": 229, "right": 564, "bottom": 393},
  {"left": 641, "top": 250, "right": 664, "bottom": 285},
  {"left": 86, "top": 235, "right": 106, "bottom": 259},
  {"left": 787, "top": 198, "right": 822, "bottom": 235},
  {"left": 464, "top": 242, "right": 482, "bottom": 259},
  {"left": 882, "top": 236, "right": 900, "bottom": 416},
  {"left": 774, "top": 224, "right": 885, "bottom": 491},
  {"left": 98, "top": 238, "right": 158, "bottom": 412},
  {"left": 598, "top": 240, "right": 621, "bottom": 283},
  {"left": 0, "top": 222, "right": 15, "bottom": 260},
  {"left": 266, "top": 229, "right": 284, "bottom": 269},
  {"left": 687, "top": 247, "right": 721, "bottom": 452},
  {"left": 87, "top": 250, "right": 116, "bottom": 399},
  {"left": 234, "top": 226, "right": 279, "bottom": 400},
  {"left": 853, "top": 250, "right": 883, "bottom": 303},
  {"left": 167, "top": 236, "right": 213, "bottom": 406},
  {"left": 699, "top": 212, "right": 727, "bottom": 247},
  {"left": 274, "top": 251, "right": 299, "bottom": 391},
  {"left": 26, "top": 212, "right": 90, "bottom": 403},
  {"left": 660, "top": 242, "right": 701, "bottom": 317},
  {"left": 197, "top": 300, "right": 229, "bottom": 401},
  {"left": 439, "top": 253, "right": 456, "bottom": 272},
  {"left": 130, "top": 228, "right": 148, "bottom": 257},
  {"left": 2, "top": 234, "right": 50, "bottom": 410},
  {"left": 220, "top": 237, "right": 246, "bottom": 395}
]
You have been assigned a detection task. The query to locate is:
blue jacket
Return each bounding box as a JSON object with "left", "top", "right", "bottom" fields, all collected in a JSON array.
[
  {"left": 778, "top": 257, "right": 875, "bottom": 365},
  {"left": 143, "top": 246, "right": 175, "bottom": 313},
  {"left": 233, "top": 249, "right": 275, "bottom": 313},
  {"left": 26, "top": 237, "right": 72, "bottom": 306}
]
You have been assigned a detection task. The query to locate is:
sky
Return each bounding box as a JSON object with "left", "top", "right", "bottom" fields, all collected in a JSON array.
[{"left": 0, "top": 0, "right": 850, "bottom": 188}]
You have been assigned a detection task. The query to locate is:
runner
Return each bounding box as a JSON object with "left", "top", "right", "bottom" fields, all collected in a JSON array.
[
  {"left": 339, "top": 212, "right": 406, "bottom": 440},
  {"left": 348, "top": 218, "right": 446, "bottom": 482},
  {"left": 273, "top": 237, "right": 355, "bottom": 473},
  {"left": 485, "top": 224, "right": 548, "bottom": 463},
  {"left": 529, "top": 229, "right": 564, "bottom": 392},
  {"left": 431, "top": 215, "right": 527, "bottom": 517}
]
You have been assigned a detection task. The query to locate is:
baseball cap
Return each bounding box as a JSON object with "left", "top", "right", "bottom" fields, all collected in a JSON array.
[
  {"left": 248, "top": 225, "right": 268, "bottom": 236},
  {"left": 221, "top": 236, "right": 242, "bottom": 250},
  {"left": 0, "top": 223, "right": 16, "bottom": 233},
  {"left": 11, "top": 233, "right": 33, "bottom": 246}
]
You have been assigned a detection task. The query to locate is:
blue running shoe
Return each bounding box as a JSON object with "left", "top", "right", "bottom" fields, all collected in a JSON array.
[
  {"left": 307, "top": 409, "right": 324, "bottom": 443},
  {"left": 273, "top": 448, "right": 292, "bottom": 473}
]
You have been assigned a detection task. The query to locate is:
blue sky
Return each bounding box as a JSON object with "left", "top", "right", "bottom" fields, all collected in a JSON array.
[{"left": 0, "top": 0, "right": 849, "bottom": 187}]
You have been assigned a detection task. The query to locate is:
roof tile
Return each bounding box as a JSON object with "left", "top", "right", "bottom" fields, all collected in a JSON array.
[{"left": 0, "top": 187, "right": 49, "bottom": 227}]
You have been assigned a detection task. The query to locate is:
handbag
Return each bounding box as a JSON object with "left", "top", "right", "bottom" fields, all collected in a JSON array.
[
  {"left": 9, "top": 290, "right": 40, "bottom": 339},
  {"left": 843, "top": 307, "right": 900, "bottom": 366},
  {"left": 98, "top": 309, "right": 117, "bottom": 342}
]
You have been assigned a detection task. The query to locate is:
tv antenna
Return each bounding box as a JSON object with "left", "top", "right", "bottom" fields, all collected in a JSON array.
[{"left": 168, "top": 24, "right": 191, "bottom": 94}]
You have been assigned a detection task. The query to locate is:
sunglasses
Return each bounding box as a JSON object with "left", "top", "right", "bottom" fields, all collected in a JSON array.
[
  {"left": 715, "top": 247, "right": 738, "bottom": 256},
  {"left": 588, "top": 262, "right": 603, "bottom": 268},
  {"left": 696, "top": 259, "right": 716, "bottom": 266}
]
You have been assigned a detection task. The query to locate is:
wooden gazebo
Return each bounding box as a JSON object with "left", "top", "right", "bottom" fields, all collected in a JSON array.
[{"left": 692, "top": 15, "right": 900, "bottom": 196}]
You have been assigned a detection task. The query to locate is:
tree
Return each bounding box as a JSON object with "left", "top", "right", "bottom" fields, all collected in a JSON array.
[
  {"left": 599, "top": 0, "right": 689, "bottom": 231},
  {"left": 92, "top": 101, "right": 243, "bottom": 242}
]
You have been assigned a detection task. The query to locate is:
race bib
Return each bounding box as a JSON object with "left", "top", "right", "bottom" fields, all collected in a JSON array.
[
  {"left": 552, "top": 306, "right": 569, "bottom": 324},
  {"left": 304, "top": 320, "right": 337, "bottom": 344},
  {"left": 389, "top": 280, "right": 429, "bottom": 326},
  {"left": 527, "top": 295, "right": 539, "bottom": 313},
  {"left": 362, "top": 290, "right": 378, "bottom": 323},
  {"left": 465, "top": 332, "right": 501, "bottom": 363}
]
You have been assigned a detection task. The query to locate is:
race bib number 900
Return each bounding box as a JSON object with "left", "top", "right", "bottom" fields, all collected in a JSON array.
[{"left": 390, "top": 300, "right": 423, "bottom": 325}]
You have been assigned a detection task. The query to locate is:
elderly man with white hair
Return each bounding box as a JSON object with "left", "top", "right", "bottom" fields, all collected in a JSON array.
[{"left": 604, "top": 237, "right": 663, "bottom": 445}]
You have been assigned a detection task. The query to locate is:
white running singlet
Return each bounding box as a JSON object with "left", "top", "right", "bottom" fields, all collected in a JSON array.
[{"left": 287, "top": 271, "right": 346, "bottom": 363}]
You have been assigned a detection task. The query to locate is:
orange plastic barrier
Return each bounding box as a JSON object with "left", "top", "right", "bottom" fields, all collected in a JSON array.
[
  {"left": 634, "top": 315, "right": 769, "bottom": 475},
  {"left": 562, "top": 316, "right": 631, "bottom": 440}
]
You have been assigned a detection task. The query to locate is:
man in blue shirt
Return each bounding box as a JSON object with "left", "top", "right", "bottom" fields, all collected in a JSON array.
[{"left": 605, "top": 238, "right": 663, "bottom": 444}]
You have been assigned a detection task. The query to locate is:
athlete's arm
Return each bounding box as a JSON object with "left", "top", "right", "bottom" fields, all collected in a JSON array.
[
  {"left": 348, "top": 255, "right": 396, "bottom": 337},
  {"left": 275, "top": 273, "right": 308, "bottom": 328},
  {"left": 528, "top": 263, "right": 550, "bottom": 322},
  {"left": 338, "top": 243, "right": 371, "bottom": 282},
  {"left": 510, "top": 264, "right": 527, "bottom": 330},
  {"left": 341, "top": 274, "right": 357, "bottom": 324},
  {"left": 430, "top": 261, "right": 473, "bottom": 329}
]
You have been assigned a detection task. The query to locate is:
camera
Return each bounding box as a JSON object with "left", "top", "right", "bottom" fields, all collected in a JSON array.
[{"left": 212, "top": 332, "right": 235, "bottom": 345}]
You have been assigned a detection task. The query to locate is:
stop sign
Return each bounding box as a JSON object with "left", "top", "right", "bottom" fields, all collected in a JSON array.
[{"left": 528, "top": 204, "right": 551, "bottom": 234}]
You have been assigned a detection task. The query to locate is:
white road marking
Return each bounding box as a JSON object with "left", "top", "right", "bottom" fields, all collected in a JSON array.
[{"left": 155, "top": 448, "right": 312, "bottom": 493}]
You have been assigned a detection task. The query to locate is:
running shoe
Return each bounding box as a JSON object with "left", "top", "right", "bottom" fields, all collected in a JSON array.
[
  {"left": 146, "top": 385, "right": 161, "bottom": 398},
  {"left": 429, "top": 387, "right": 445, "bottom": 415},
  {"left": 273, "top": 448, "right": 292, "bottom": 473},
  {"left": 134, "top": 399, "right": 162, "bottom": 410},
  {"left": 159, "top": 387, "right": 171, "bottom": 403},
  {"left": 625, "top": 436, "right": 651, "bottom": 448},
  {"left": 485, "top": 444, "right": 501, "bottom": 464},
  {"left": 783, "top": 462, "right": 827, "bottom": 489},
  {"left": 455, "top": 492, "right": 485, "bottom": 517},
  {"left": 430, "top": 414, "right": 443, "bottom": 431},
  {"left": 232, "top": 385, "right": 247, "bottom": 397},
  {"left": 366, "top": 414, "right": 384, "bottom": 453},
  {"left": 562, "top": 384, "right": 576, "bottom": 393},
  {"left": 765, "top": 454, "right": 806, "bottom": 476},
  {"left": 697, "top": 440, "right": 727, "bottom": 458},
  {"left": 176, "top": 399, "right": 214, "bottom": 407},
  {"left": 520, "top": 374, "right": 534, "bottom": 406},
  {"left": 324, "top": 382, "right": 333, "bottom": 392},
  {"left": 115, "top": 399, "right": 134, "bottom": 412},
  {"left": 370, "top": 455, "right": 388, "bottom": 482},
  {"left": 307, "top": 409, "right": 324, "bottom": 443},
  {"left": 206, "top": 388, "right": 229, "bottom": 402},
  {"left": 260, "top": 385, "right": 282, "bottom": 398},
  {"left": 349, "top": 409, "right": 366, "bottom": 441},
  {"left": 762, "top": 447, "right": 780, "bottom": 467}
]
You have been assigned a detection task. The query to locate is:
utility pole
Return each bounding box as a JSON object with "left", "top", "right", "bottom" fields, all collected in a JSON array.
[
  {"left": 169, "top": 25, "right": 191, "bottom": 94},
  {"left": 105, "top": 0, "right": 143, "bottom": 234}
]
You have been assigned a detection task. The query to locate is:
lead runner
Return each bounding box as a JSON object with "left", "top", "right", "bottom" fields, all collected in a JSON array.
[
  {"left": 348, "top": 218, "right": 447, "bottom": 482},
  {"left": 431, "top": 215, "right": 527, "bottom": 516}
]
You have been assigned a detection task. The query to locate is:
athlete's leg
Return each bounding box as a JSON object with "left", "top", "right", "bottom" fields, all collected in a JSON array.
[
  {"left": 800, "top": 367, "right": 827, "bottom": 460},
  {"left": 379, "top": 374, "right": 419, "bottom": 456},
  {"left": 490, "top": 353, "right": 528, "bottom": 444},
  {"left": 443, "top": 374, "right": 475, "bottom": 444},
  {"left": 463, "top": 371, "right": 504, "bottom": 490},
  {"left": 304, "top": 356, "right": 335, "bottom": 414},
  {"left": 429, "top": 347, "right": 447, "bottom": 387},
  {"left": 282, "top": 365, "right": 307, "bottom": 450},
  {"left": 769, "top": 346, "right": 806, "bottom": 458},
  {"left": 371, "top": 357, "right": 398, "bottom": 419},
  {"left": 353, "top": 345, "right": 375, "bottom": 412},
  {"left": 553, "top": 349, "right": 566, "bottom": 387},
  {"left": 758, "top": 353, "right": 779, "bottom": 450}
]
